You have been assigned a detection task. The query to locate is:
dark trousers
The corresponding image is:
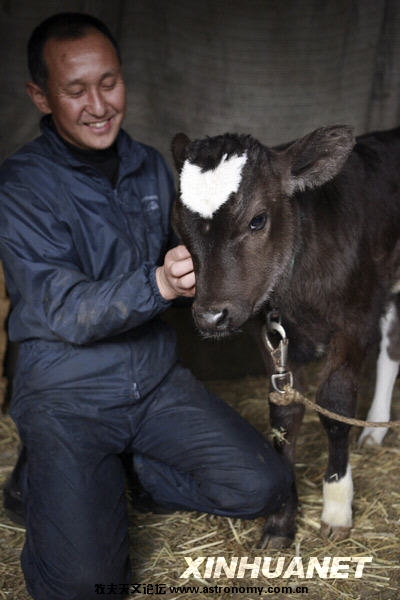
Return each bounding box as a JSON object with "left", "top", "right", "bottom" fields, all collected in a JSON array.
[{"left": 12, "top": 364, "right": 292, "bottom": 600}]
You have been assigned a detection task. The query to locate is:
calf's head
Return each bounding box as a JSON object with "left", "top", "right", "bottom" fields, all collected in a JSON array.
[{"left": 171, "top": 126, "right": 354, "bottom": 337}]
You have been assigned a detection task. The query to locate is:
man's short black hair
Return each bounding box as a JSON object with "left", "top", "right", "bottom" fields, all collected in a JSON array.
[{"left": 28, "top": 12, "right": 122, "bottom": 90}]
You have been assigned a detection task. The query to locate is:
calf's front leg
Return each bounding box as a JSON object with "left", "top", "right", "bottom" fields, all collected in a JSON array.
[
  {"left": 317, "top": 335, "right": 364, "bottom": 540},
  {"left": 259, "top": 399, "right": 305, "bottom": 549}
]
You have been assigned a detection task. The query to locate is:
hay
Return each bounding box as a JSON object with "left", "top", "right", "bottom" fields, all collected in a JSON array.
[{"left": 0, "top": 363, "right": 399, "bottom": 600}]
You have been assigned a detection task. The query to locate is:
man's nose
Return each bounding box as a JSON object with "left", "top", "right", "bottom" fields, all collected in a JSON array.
[{"left": 86, "top": 87, "right": 107, "bottom": 116}]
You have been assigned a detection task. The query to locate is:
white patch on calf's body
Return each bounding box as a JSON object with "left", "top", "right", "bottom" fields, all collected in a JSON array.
[
  {"left": 359, "top": 302, "right": 399, "bottom": 446},
  {"left": 180, "top": 153, "right": 247, "bottom": 218},
  {"left": 321, "top": 465, "right": 353, "bottom": 528}
]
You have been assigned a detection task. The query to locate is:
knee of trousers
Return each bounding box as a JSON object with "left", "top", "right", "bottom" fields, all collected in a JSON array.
[
  {"left": 211, "top": 458, "right": 294, "bottom": 519},
  {"left": 22, "top": 544, "right": 130, "bottom": 600}
]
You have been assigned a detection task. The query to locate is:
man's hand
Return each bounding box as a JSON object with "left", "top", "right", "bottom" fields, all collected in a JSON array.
[{"left": 156, "top": 245, "right": 196, "bottom": 301}]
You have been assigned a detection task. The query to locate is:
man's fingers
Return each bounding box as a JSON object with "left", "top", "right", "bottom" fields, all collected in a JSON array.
[
  {"left": 169, "top": 244, "right": 191, "bottom": 261},
  {"left": 179, "top": 271, "right": 196, "bottom": 291},
  {"left": 170, "top": 257, "right": 194, "bottom": 278},
  {"left": 156, "top": 245, "right": 196, "bottom": 300}
]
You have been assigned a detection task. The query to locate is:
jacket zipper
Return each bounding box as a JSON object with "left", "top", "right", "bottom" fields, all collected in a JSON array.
[{"left": 112, "top": 185, "right": 142, "bottom": 402}]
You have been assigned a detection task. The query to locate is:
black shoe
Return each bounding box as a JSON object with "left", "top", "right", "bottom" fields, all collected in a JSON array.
[
  {"left": 3, "top": 447, "right": 26, "bottom": 526},
  {"left": 127, "top": 484, "right": 173, "bottom": 515},
  {"left": 3, "top": 478, "right": 25, "bottom": 526}
]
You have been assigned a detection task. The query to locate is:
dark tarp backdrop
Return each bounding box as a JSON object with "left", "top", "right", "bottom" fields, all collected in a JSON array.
[
  {"left": 0, "top": 0, "right": 399, "bottom": 378},
  {"left": 1, "top": 0, "right": 399, "bottom": 164}
]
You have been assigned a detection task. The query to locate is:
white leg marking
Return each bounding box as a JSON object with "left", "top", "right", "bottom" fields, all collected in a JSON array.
[
  {"left": 359, "top": 302, "right": 399, "bottom": 446},
  {"left": 321, "top": 465, "right": 353, "bottom": 528}
]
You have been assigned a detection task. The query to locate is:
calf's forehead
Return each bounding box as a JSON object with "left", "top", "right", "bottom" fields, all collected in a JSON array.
[{"left": 180, "top": 152, "right": 248, "bottom": 219}]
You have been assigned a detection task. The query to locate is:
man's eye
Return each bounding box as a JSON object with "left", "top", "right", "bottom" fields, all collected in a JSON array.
[
  {"left": 69, "top": 90, "right": 84, "bottom": 98},
  {"left": 249, "top": 213, "right": 268, "bottom": 231},
  {"left": 102, "top": 80, "right": 116, "bottom": 90}
]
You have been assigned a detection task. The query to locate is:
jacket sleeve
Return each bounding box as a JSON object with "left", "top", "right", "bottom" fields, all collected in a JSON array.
[{"left": 0, "top": 177, "right": 172, "bottom": 346}]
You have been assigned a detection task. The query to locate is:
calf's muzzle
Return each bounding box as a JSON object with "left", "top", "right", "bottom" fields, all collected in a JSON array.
[{"left": 192, "top": 301, "right": 243, "bottom": 336}]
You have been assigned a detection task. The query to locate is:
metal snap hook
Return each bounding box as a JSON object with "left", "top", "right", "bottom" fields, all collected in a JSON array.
[{"left": 263, "top": 309, "right": 294, "bottom": 394}]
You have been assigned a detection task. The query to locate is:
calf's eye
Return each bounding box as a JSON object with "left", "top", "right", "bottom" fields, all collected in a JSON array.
[{"left": 249, "top": 212, "right": 267, "bottom": 231}]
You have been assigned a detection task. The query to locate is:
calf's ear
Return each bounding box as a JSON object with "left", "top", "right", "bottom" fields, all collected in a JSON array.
[
  {"left": 171, "top": 133, "right": 191, "bottom": 172},
  {"left": 277, "top": 125, "right": 355, "bottom": 195}
]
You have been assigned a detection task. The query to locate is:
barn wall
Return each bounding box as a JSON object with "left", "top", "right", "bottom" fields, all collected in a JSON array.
[
  {"left": 1, "top": 0, "right": 399, "bottom": 164},
  {"left": 0, "top": 0, "right": 399, "bottom": 379}
]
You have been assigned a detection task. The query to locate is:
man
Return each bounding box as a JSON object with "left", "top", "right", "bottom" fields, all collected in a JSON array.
[{"left": 0, "top": 13, "right": 292, "bottom": 600}]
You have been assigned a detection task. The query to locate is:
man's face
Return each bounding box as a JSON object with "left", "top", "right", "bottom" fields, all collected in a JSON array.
[{"left": 37, "top": 29, "right": 126, "bottom": 151}]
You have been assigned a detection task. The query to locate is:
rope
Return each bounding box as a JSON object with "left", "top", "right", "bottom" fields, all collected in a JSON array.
[{"left": 269, "top": 385, "right": 400, "bottom": 429}]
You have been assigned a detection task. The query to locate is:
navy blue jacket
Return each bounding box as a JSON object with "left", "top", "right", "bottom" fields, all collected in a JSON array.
[{"left": 0, "top": 117, "right": 179, "bottom": 408}]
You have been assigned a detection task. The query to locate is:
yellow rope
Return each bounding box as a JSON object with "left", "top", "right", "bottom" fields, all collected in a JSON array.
[{"left": 269, "top": 385, "right": 400, "bottom": 429}]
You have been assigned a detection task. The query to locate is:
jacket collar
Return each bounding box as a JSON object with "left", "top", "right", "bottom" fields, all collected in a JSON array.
[{"left": 40, "top": 115, "right": 147, "bottom": 179}]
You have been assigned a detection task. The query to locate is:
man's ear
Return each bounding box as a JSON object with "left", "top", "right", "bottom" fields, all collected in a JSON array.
[
  {"left": 275, "top": 125, "right": 355, "bottom": 196},
  {"left": 26, "top": 81, "right": 52, "bottom": 114},
  {"left": 171, "top": 133, "right": 191, "bottom": 172}
]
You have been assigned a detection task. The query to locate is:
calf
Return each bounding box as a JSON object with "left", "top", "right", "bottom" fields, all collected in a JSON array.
[{"left": 171, "top": 125, "right": 400, "bottom": 548}]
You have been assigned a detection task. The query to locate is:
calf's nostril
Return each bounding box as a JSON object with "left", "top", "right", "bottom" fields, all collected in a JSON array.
[{"left": 201, "top": 308, "right": 228, "bottom": 327}]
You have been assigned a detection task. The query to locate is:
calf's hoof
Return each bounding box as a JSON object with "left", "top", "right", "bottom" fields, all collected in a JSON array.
[
  {"left": 257, "top": 530, "right": 293, "bottom": 550},
  {"left": 320, "top": 521, "right": 351, "bottom": 542},
  {"left": 358, "top": 427, "right": 387, "bottom": 447},
  {"left": 257, "top": 487, "right": 298, "bottom": 549}
]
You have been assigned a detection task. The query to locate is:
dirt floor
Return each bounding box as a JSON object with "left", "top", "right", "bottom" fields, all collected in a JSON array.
[{"left": 0, "top": 361, "right": 399, "bottom": 600}]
